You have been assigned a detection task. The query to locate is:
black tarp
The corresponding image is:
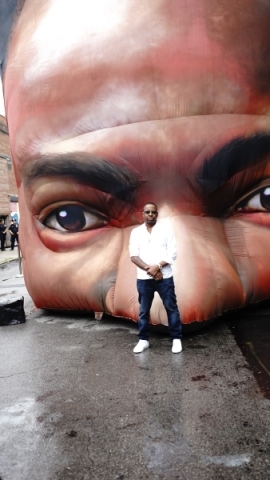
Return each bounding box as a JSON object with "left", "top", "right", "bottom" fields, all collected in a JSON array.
[{"left": 0, "top": 296, "right": 25, "bottom": 325}]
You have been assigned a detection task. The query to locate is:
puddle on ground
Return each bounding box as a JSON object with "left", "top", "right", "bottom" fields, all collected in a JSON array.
[{"left": 227, "top": 312, "right": 270, "bottom": 399}]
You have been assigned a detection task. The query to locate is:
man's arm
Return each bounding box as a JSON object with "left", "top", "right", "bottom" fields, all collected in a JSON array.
[
  {"left": 131, "top": 257, "right": 163, "bottom": 280},
  {"left": 147, "top": 260, "right": 168, "bottom": 276},
  {"left": 130, "top": 255, "right": 150, "bottom": 272},
  {"left": 129, "top": 230, "right": 150, "bottom": 271},
  {"left": 129, "top": 229, "right": 151, "bottom": 272}
]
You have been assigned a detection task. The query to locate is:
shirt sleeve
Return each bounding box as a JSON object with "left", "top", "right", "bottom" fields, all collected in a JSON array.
[
  {"left": 129, "top": 228, "right": 139, "bottom": 257},
  {"left": 164, "top": 227, "right": 177, "bottom": 264}
]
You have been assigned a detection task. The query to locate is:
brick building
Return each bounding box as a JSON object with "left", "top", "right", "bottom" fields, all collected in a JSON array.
[{"left": 0, "top": 114, "right": 19, "bottom": 223}]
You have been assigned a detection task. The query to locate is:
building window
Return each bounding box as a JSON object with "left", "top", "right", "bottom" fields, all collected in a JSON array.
[
  {"left": 0, "top": 153, "right": 12, "bottom": 170},
  {"left": 6, "top": 156, "right": 12, "bottom": 171}
]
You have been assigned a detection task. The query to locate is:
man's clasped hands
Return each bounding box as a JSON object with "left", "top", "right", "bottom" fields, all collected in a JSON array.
[{"left": 145, "top": 265, "right": 163, "bottom": 281}]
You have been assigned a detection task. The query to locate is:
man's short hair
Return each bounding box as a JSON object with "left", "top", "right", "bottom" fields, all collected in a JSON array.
[{"left": 143, "top": 202, "right": 158, "bottom": 211}]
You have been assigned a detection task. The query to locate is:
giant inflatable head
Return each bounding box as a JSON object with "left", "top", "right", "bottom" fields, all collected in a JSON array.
[{"left": 2, "top": 0, "right": 270, "bottom": 328}]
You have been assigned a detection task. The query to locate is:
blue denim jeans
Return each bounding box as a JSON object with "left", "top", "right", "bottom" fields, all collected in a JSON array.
[{"left": 137, "top": 277, "right": 182, "bottom": 340}]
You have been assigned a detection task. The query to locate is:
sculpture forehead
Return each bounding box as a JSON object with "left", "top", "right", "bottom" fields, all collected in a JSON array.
[
  {"left": 6, "top": 0, "right": 269, "bottom": 105},
  {"left": 4, "top": 0, "right": 270, "bottom": 170},
  {"left": 8, "top": 0, "right": 270, "bottom": 79}
]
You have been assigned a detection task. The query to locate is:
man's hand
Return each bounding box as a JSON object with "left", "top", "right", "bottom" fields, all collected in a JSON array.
[
  {"left": 130, "top": 258, "right": 164, "bottom": 280},
  {"left": 147, "top": 265, "right": 160, "bottom": 278},
  {"left": 153, "top": 271, "right": 163, "bottom": 281}
]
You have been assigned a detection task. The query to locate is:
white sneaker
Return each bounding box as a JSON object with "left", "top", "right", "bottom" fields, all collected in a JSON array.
[
  {"left": 172, "top": 339, "right": 182, "bottom": 354},
  {"left": 133, "top": 340, "right": 149, "bottom": 353}
]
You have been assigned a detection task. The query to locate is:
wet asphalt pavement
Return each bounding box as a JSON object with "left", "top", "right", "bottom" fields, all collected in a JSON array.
[{"left": 0, "top": 261, "right": 270, "bottom": 480}]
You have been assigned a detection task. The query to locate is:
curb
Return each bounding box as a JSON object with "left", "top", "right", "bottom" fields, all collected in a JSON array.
[{"left": 0, "top": 258, "right": 19, "bottom": 267}]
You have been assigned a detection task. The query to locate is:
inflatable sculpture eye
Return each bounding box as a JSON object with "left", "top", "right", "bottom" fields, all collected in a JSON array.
[
  {"left": 235, "top": 186, "right": 270, "bottom": 212},
  {"left": 42, "top": 204, "right": 108, "bottom": 232}
]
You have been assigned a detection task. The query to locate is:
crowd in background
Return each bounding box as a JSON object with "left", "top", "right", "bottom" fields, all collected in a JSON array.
[{"left": 0, "top": 218, "right": 19, "bottom": 251}]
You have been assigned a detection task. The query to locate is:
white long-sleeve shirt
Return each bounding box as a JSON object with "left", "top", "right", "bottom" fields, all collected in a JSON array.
[{"left": 129, "top": 222, "right": 177, "bottom": 279}]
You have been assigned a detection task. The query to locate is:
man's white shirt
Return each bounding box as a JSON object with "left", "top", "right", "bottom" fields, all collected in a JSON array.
[{"left": 129, "top": 222, "right": 177, "bottom": 279}]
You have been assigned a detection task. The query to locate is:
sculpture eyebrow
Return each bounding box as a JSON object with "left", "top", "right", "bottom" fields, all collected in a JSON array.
[
  {"left": 197, "top": 132, "right": 270, "bottom": 196},
  {"left": 23, "top": 154, "right": 142, "bottom": 204}
]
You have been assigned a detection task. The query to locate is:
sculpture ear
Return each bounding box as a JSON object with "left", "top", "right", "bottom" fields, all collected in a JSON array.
[{"left": 0, "top": 0, "right": 21, "bottom": 78}]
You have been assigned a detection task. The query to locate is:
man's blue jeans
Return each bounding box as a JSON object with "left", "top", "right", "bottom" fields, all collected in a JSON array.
[{"left": 137, "top": 277, "right": 182, "bottom": 340}]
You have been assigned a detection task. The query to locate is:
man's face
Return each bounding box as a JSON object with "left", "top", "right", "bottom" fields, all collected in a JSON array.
[
  {"left": 142, "top": 205, "right": 158, "bottom": 227},
  {"left": 3, "top": 0, "right": 270, "bottom": 326}
]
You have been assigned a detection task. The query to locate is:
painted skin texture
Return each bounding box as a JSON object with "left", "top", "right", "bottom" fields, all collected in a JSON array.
[{"left": 3, "top": 0, "right": 270, "bottom": 327}]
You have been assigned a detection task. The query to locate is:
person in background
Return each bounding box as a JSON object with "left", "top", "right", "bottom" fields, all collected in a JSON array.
[
  {"left": 9, "top": 218, "right": 19, "bottom": 250},
  {"left": 0, "top": 219, "right": 7, "bottom": 251}
]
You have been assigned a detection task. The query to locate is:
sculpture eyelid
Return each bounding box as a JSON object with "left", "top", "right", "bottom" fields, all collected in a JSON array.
[{"left": 38, "top": 200, "right": 108, "bottom": 223}]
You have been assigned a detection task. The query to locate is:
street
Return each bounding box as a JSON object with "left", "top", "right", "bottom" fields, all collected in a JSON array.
[{"left": 0, "top": 259, "right": 270, "bottom": 480}]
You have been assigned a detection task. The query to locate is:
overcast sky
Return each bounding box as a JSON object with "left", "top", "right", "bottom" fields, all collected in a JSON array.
[{"left": 0, "top": 79, "right": 6, "bottom": 116}]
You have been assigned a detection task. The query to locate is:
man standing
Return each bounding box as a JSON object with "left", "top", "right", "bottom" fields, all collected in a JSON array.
[
  {"left": 0, "top": 219, "right": 7, "bottom": 251},
  {"left": 129, "top": 203, "right": 182, "bottom": 354},
  {"left": 9, "top": 219, "right": 19, "bottom": 250}
]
